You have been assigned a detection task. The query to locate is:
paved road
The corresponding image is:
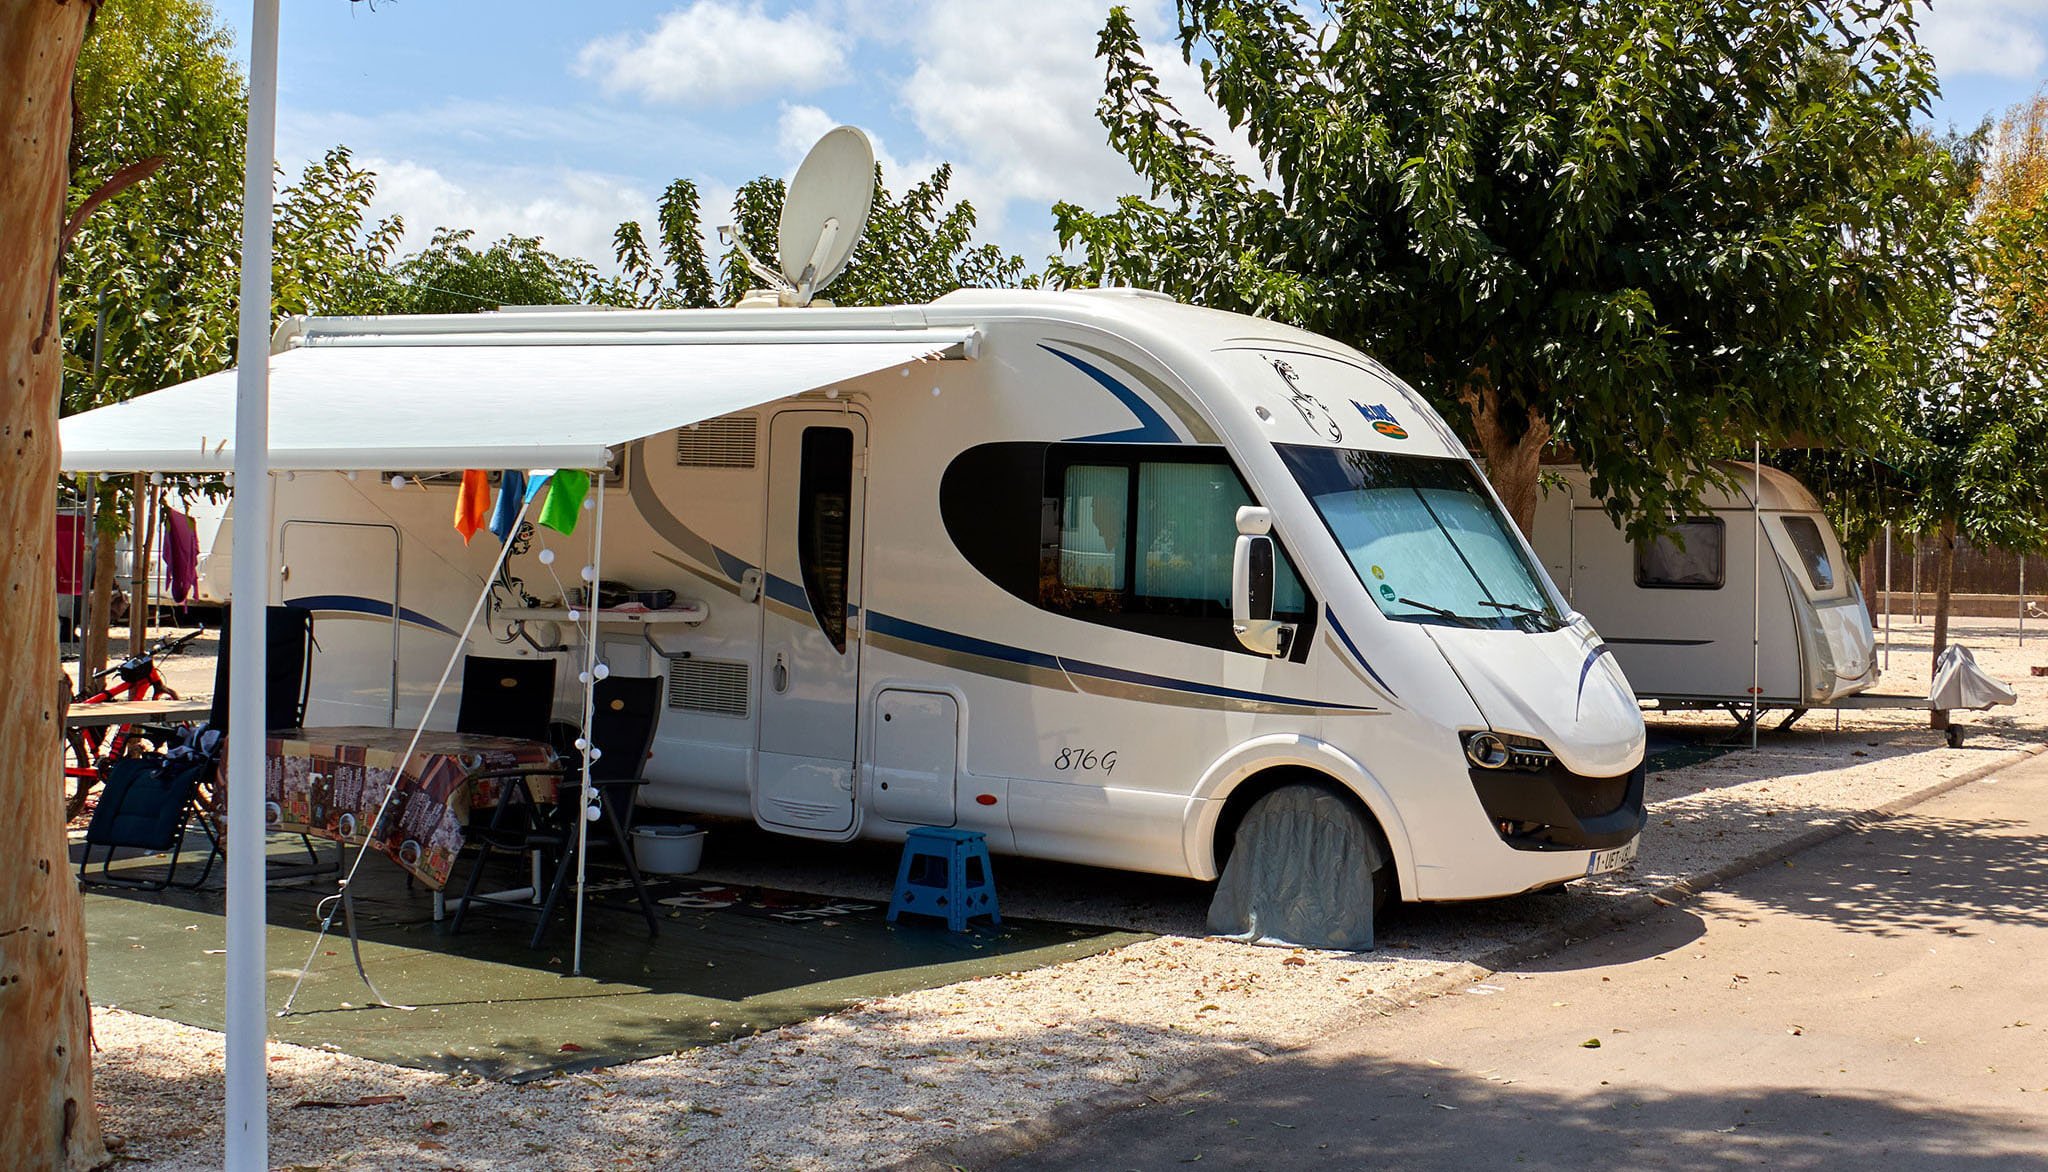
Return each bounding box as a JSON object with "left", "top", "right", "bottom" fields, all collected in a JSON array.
[{"left": 997, "top": 753, "right": 2048, "bottom": 1171}]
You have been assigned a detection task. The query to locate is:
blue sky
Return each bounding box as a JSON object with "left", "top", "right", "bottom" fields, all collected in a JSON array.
[{"left": 213, "top": 1, "right": 2048, "bottom": 274}]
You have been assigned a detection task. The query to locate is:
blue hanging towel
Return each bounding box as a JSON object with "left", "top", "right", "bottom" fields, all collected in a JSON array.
[{"left": 488, "top": 470, "right": 527, "bottom": 544}]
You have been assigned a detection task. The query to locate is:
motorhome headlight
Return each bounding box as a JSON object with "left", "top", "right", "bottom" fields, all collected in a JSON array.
[
  {"left": 1464, "top": 732, "right": 1510, "bottom": 769},
  {"left": 1462, "top": 731, "right": 1556, "bottom": 772}
]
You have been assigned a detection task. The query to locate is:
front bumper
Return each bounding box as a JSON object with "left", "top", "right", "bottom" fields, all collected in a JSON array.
[{"left": 1468, "top": 761, "right": 1647, "bottom": 851}]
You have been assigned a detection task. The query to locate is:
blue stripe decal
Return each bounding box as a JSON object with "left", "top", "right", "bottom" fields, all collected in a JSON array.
[
  {"left": 1056, "top": 653, "right": 1372, "bottom": 711},
  {"left": 865, "top": 612, "right": 1067, "bottom": 672},
  {"left": 866, "top": 611, "right": 1370, "bottom": 711},
  {"left": 1043, "top": 345, "right": 1181, "bottom": 444},
  {"left": 285, "top": 594, "right": 460, "bottom": 638},
  {"left": 1576, "top": 642, "right": 1615, "bottom": 718},
  {"left": 712, "top": 548, "right": 752, "bottom": 584},
  {"left": 1325, "top": 607, "right": 1397, "bottom": 697},
  {"left": 763, "top": 573, "right": 810, "bottom": 612}
]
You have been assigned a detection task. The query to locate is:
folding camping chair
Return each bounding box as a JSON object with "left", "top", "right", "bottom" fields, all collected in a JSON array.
[
  {"left": 208, "top": 604, "right": 330, "bottom": 878},
  {"left": 446, "top": 655, "right": 564, "bottom": 930},
  {"left": 77, "top": 752, "right": 221, "bottom": 890},
  {"left": 206, "top": 603, "right": 315, "bottom": 735},
  {"left": 450, "top": 674, "right": 663, "bottom": 947}
]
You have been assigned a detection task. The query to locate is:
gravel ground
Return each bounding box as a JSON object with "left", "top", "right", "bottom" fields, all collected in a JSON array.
[{"left": 84, "top": 618, "right": 2048, "bottom": 1170}]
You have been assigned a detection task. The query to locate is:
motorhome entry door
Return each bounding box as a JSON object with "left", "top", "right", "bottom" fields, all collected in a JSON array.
[{"left": 756, "top": 410, "right": 867, "bottom": 834}]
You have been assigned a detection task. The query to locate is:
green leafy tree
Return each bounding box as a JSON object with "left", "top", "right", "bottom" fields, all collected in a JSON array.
[
  {"left": 1051, "top": 1, "right": 1947, "bottom": 536},
  {"left": 59, "top": 2, "right": 403, "bottom": 677},
  {"left": 383, "top": 228, "right": 631, "bottom": 314},
  {"left": 614, "top": 163, "right": 1027, "bottom": 309},
  {"left": 1784, "top": 114, "right": 2048, "bottom": 725}
]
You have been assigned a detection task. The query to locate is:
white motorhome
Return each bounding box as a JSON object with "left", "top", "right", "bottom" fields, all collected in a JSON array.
[
  {"left": 61, "top": 290, "right": 1650, "bottom": 905},
  {"left": 1531, "top": 462, "right": 1878, "bottom": 713}
]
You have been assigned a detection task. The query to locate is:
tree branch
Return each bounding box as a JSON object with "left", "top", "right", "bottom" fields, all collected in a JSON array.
[{"left": 33, "top": 155, "right": 162, "bottom": 355}]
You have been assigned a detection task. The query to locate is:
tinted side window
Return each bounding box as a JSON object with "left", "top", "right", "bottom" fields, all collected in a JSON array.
[
  {"left": 797, "top": 426, "right": 853, "bottom": 652},
  {"left": 1635, "top": 519, "right": 1725, "bottom": 589},
  {"left": 1780, "top": 515, "right": 1835, "bottom": 592},
  {"left": 940, "top": 442, "right": 1314, "bottom": 657}
]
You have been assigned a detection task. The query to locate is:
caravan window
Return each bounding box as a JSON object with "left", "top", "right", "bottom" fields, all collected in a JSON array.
[
  {"left": 938, "top": 442, "right": 1315, "bottom": 657},
  {"left": 1779, "top": 515, "right": 1836, "bottom": 592},
  {"left": 796, "top": 427, "right": 854, "bottom": 653},
  {"left": 1056, "top": 465, "right": 1129, "bottom": 598},
  {"left": 1635, "top": 520, "right": 1726, "bottom": 589}
]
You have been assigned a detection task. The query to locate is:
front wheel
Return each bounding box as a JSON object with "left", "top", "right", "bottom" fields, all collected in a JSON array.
[{"left": 1210, "top": 782, "right": 1394, "bottom": 947}]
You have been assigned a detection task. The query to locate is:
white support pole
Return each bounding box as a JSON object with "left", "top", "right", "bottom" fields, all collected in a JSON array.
[
  {"left": 1883, "top": 523, "right": 1893, "bottom": 671},
  {"left": 225, "top": 2, "right": 279, "bottom": 1168},
  {"left": 1751, "top": 445, "right": 1761, "bottom": 751},
  {"left": 572, "top": 473, "right": 606, "bottom": 977}
]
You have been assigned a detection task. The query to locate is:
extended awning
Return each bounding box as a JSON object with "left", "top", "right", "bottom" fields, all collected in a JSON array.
[{"left": 59, "top": 329, "right": 970, "bottom": 473}]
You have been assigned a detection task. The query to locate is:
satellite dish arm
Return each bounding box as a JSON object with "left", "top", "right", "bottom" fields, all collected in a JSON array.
[
  {"left": 719, "top": 225, "right": 791, "bottom": 293},
  {"left": 792, "top": 216, "right": 841, "bottom": 306}
]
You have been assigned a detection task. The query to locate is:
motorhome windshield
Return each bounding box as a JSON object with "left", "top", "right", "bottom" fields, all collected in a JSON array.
[{"left": 1278, "top": 445, "right": 1560, "bottom": 631}]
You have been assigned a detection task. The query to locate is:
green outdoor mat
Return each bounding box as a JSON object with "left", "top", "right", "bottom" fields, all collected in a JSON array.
[{"left": 82, "top": 854, "right": 1143, "bottom": 1079}]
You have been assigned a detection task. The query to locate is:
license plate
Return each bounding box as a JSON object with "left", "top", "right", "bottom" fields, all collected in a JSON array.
[{"left": 1587, "top": 837, "right": 1639, "bottom": 876}]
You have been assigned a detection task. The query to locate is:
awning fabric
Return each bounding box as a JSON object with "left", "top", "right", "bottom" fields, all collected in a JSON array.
[{"left": 59, "top": 333, "right": 966, "bottom": 473}]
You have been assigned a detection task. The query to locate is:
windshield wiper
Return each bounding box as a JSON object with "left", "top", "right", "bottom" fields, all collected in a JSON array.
[
  {"left": 1397, "top": 597, "right": 1485, "bottom": 626},
  {"left": 1479, "top": 599, "right": 1562, "bottom": 630}
]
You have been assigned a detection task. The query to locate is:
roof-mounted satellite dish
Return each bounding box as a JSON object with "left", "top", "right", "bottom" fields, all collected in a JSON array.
[{"left": 722, "top": 126, "right": 876, "bottom": 308}]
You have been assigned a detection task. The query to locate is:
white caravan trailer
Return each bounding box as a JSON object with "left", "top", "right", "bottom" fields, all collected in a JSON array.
[
  {"left": 60, "top": 290, "right": 1649, "bottom": 904},
  {"left": 1530, "top": 463, "right": 1878, "bottom": 715}
]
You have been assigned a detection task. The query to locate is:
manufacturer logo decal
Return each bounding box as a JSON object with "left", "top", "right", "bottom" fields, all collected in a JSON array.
[{"left": 1354, "top": 401, "right": 1407, "bottom": 439}]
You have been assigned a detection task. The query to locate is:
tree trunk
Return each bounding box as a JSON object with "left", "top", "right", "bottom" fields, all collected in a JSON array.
[
  {"left": 82, "top": 512, "right": 115, "bottom": 681},
  {"left": 1, "top": 3, "right": 109, "bottom": 1169},
  {"left": 1459, "top": 381, "right": 1552, "bottom": 537},
  {"left": 126, "top": 472, "right": 145, "bottom": 654},
  {"left": 1860, "top": 546, "right": 1881, "bottom": 632},
  {"left": 1930, "top": 516, "right": 1957, "bottom": 732}
]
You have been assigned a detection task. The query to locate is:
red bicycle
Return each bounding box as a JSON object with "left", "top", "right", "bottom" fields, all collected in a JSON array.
[{"left": 64, "top": 628, "right": 204, "bottom": 819}]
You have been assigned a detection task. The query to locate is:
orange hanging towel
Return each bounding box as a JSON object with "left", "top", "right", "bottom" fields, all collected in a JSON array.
[{"left": 453, "top": 470, "right": 491, "bottom": 544}]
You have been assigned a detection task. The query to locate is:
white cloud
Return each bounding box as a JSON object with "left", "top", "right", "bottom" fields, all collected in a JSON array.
[
  {"left": 366, "top": 158, "right": 656, "bottom": 274},
  {"left": 775, "top": 102, "right": 936, "bottom": 186},
  {"left": 1918, "top": 0, "right": 2048, "bottom": 81},
  {"left": 880, "top": 0, "right": 1266, "bottom": 252},
  {"left": 576, "top": 2, "right": 849, "bottom": 106}
]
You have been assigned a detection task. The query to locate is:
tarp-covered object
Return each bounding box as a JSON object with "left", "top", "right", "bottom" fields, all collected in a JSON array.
[
  {"left": 1930, "top": 644, "right": 2018, "bottom": 711},
  {"left": 1207, "top": 786, "right": 1386, "bottom": 951}
]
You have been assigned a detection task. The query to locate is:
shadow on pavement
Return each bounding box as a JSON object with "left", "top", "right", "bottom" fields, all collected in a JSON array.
[{"left": 992, "top": 1052, "right": 2048, "bottom": 1172}]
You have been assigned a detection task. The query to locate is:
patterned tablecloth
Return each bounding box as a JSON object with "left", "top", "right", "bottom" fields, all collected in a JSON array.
[{"left": 234, "top": 726, "right": 561, "bottom": 889}]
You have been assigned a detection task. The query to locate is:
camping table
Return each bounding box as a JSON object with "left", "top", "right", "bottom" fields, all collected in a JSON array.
[
  {"left": 65, "top": 696, "right": 213, "bottom": 729},
  {"left": 227, "top": 726, "right": 561, "bottom": 891}
]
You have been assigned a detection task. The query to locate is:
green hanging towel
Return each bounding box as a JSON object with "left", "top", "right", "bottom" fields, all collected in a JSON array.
[{"left": 537, "top": 469, "right": 591, "bottom": 534}]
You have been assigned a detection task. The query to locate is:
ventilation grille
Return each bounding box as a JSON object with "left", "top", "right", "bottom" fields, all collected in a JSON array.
[
  {"left": 668, "top": 658, "right": 749, "bottom": 717},
  {"left": 676, "top": 417, "right": 758, "bottom": 467}
]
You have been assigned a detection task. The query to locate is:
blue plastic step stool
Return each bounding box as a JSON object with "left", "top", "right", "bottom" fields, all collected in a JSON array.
[{"left": 887, "top": 827, "right": 1001, "bottom": 932}]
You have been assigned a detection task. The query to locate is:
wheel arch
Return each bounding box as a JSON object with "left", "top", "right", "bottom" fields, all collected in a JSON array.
[{"left": 1181, "top": 734, "right": 1415, "bottom": 897}]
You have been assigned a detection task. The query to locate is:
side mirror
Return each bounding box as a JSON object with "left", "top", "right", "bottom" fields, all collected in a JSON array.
[{"left": 1232, "top": 507, "right": 1292, "bottom": 657}]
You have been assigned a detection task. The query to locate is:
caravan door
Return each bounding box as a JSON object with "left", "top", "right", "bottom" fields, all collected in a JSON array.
[{"left": 755, "top": 410, "right": 866, "bottom": 835}]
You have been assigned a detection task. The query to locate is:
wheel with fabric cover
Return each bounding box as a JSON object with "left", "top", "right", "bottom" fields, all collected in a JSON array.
[{"left": 1208, "top": 781, "right": 1393, "bottom": 949}]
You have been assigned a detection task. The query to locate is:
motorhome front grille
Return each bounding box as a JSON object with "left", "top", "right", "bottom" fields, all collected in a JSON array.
[
  {"left": 676, "top": 417, "right": 758, "bottom": 467},
  {"left": 668, "top": 658, "right": 749, "bottom": 716}
]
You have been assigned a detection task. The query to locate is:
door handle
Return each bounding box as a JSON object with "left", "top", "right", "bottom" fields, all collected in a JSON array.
[{"left": 772, "top": 652, "right": 789, "bottom": 694}]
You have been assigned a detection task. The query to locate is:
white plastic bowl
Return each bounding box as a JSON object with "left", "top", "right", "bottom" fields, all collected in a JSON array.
[{"left": 631, "top": 824, "right": 705, "bottom": 875}]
